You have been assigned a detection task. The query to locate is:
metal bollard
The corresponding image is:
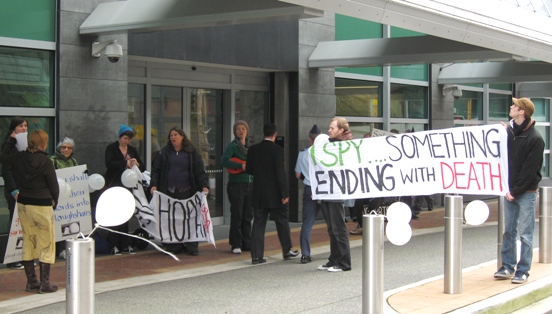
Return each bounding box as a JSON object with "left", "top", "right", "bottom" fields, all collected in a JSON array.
[
  {"left": 540, "top": 187, "right": 552, "bottom": 263},
  {"left": 497, "top": 196, "right": 505, "bottom": 268},
  {"left": 362, "top": 214, "right": 384, "bottom": 314},
  {"left": 66, "top": 238, "right": 95, "bottom": 314},
  {"left": 444, "top": 195, "right": 463, "bottom": 294}
]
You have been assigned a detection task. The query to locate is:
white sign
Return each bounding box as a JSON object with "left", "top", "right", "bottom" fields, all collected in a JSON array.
[
  {"left": 54, "top": 165, "right": 93, "bottom": 241},
  {"left": 309, "top": 124, "right": 509, "bottom": 200},
  {"left": 3, "top": 204, "right": 23, "bottom": 264}
]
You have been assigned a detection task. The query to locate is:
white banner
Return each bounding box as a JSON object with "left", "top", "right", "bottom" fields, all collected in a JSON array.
[
  {"left": 3, "top": 204, "right": 22, "bottom": 264},
  {"left": 309, "top": 124, "right": 509, "bottom": 200},
  {"left": 133, "top": 186, "right": 215, "bottom": 246},
  {"left": 54, "top": 165, "right": 93, "bottom": 241}
]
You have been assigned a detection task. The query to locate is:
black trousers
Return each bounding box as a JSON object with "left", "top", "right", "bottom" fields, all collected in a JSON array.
[
  {"left": 227, "top": 182, "right": 253, "bottom": 249},
  {"left": 250, "top": 206, "right": 292, "bottom": 259},
  {"left": 320, "top": 201, "right": 351, "bottom": 270}
]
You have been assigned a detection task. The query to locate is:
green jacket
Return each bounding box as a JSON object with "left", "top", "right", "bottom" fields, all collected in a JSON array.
[
  {"left": 221, "top": 140, "right": 253, "bottom": 183},
  {"left": 50, "top": 151, "right": 78, "bottom": 169}
]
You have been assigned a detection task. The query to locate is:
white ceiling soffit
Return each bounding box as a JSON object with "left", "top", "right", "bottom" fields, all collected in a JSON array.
[
  {"left": 80, "top": 0, "right": 324, "bottom": 35},
  {"left": 279, "top": 0, "right": 552, "bottom": 63},
  {"left": 309, "top": 36, "right": 513, "bottom": 68},
  {"left": 438, "top": 62, "right": 552, "bottom": 84}
]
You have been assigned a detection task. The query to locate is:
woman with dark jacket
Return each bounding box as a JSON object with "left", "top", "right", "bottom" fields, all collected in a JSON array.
[
  {"left": 103, "top": 124, "right": 145, "bottom": 255},
  {"left": 1, "top": 129, "right": 59, "bottom": 293},
  {"left": 1, "top": 117, "right": 27, "bottom": 269},
  {"left": 150, "top": 127, "right": 209, "bottom": 255}
]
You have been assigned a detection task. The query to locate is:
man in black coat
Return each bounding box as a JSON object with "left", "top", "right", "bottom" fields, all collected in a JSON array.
[{"left": 246, "top": 123, "right": 299, "bottom": 264}]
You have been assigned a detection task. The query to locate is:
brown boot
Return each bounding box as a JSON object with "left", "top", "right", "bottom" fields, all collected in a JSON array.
[
  {"left": 22, "top": 260, "right": 40, "bottom": 292},
  {"left": 38, "top": 262, "right": 58, "bottom": 293}
]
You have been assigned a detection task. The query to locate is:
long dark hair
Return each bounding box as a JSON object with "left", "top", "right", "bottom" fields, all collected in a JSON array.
[
  {"left": 166, "top": 127, "right": 195, "bottom": 153},
  {"left": 5, "top": 116, "right": 27, "bottom": 139}
]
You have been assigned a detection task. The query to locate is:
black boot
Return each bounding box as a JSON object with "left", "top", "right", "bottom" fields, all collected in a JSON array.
[
  {"left": 38, "top": 262, "right": 58, "bottom": 293},
  {"left": 22, "top": 260, "right": 40, "bottom": 292}
]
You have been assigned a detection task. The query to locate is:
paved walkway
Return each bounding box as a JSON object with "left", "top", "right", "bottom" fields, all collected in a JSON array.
[{"left": 0, "top": 198, "right": 551, "bottom": 313}]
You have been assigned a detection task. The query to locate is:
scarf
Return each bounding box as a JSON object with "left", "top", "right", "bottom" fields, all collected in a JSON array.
[
  {"left": 234, "top": 137, "right": 248, "bottom": 156},
  {"left": 512, "top": 118, "right": 530, "bottom": 136}
]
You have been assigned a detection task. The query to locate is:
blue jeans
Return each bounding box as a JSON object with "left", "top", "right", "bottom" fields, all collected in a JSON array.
[
  {"left": 501, "top": 191, "right": 537, "bottom": 275},
  {"left": 299, "top": 185, "right": 321, "bottom": 256}
]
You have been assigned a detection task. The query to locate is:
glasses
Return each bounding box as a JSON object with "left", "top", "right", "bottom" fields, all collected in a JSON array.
[{"left": 60, "top": 146, "right": 73, "bottom": 150}]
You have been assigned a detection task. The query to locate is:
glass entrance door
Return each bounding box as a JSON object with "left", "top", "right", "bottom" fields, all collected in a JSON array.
[{"left": 187, "top": 88, "right": 224, "bottom": 221}]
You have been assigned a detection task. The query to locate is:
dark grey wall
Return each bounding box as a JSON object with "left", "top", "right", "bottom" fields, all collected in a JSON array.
[
  {"left": 129, "top": 20, "right": 299, "bottom": 71},
  {"left": 59, "top": 0, "right": 128, "bottom": 175}
]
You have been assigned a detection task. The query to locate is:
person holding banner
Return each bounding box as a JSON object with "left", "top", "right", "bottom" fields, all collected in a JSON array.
[
  {"left": 318, "top": 117, "right": 353, "bottom": 272},
  {"left": 494, "top": 97, "right": 544, "bottom": 284},
  {"left": 1, "top": 117, "right": 27, "bottom": 270},
  {"left": 150, "top": 127, "right": 209, "bottom": 256},
  {"left": 104, "top": 124, "right": 145, "bottom": 255},
  {"left": 221, "top": 120, "right": 254, "bottom": 254},
  {"left": 246, "top": 123, "right": 299, "bottom": 264},
  {"left": 50, "top": 136, "right": 78, "bottom": 260},
  {"left": 1, "top": 129, "right": 60, "bottom": 293},
  {"left": 295, "top": 124, "right": 322, "bottom": 264}
]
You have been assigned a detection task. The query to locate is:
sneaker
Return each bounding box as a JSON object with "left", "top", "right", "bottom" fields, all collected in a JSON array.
[
  {"left": 350, "top": 226, "right": 363, "bottom": 235},
  {"left": 121, "top": 246, "right": 136, "bottom": 254},
  {"left": 7, "top": 262, "right": 24, "bottom": 270},
  {"left": 111, "top": 246, "right": 121, "bottom": 255},
  {"left": 511, "top": 271, "right": 528, "bottom": 284},
  {"left": 328, "top": 266, "right": 351, "bottom": 272},
  {"left": 232, "top": 247, "right": 242, "bottom": 254},
  {"left": 494, "top": 267, "right": 514, "bottom": 279},
  {"left": 318, "top": 262, "right": 334, "bottom": 270},
  {"left": 59, "top": 250, "right": 67, "bottom": 260}
]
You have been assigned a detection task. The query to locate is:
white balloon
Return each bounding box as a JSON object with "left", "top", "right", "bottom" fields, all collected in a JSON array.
[
  {"left": 57, "top": 178, "right": 67, "bottom": 196},
  {"left": 386, "top": 222, "right": 412, "bottom": 246},
  {"left": 386, "top": 202, "right": 412, "bottom": 224},
  {"left": 88, "top": 174, "right": 105, "bottom": 190},
  {"left": 95, "top": 187, "right": 135, "bottom": 227},
  {"left": 121, "top": 169, "right": 139, "bottom": 188},
  {"left": 464, "top": 200, "right": 489, "bottom": 225},
  {"left": 69, "top": 222, "right": 80, "bottom": 234}
]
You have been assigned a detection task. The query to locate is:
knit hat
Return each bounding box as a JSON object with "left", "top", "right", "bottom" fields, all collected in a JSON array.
[
  {"left": 233, "top": 120, "right": 249, "bottom": 137},
  {"left": 118, "top": 124, "right": 133, "bottom": 138},
  {"left": 512, "top": 97, "right": 535, "bottom": 118},
  {"left": 309, "top": 124, "right": 321, "bottom": 140}
]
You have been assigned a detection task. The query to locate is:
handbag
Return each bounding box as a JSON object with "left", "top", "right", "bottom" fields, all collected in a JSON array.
[{"left": 226, "top": 157, "right": 245, "bottom": 174}]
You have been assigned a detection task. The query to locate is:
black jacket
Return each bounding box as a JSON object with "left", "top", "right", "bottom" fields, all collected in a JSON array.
[
  {"left": 507, "top": 119, "right": 545, "bottom": 198},
  {"left": 0, "top": 137, "right": 59, "bottom": 207},
  {"left": 104, "top": 141, "right": 145, "bottom": 188},
  {"left": 1, "top": 136, "right": 18, "bottom": 197},
  {"left": 150, "top": 145, "right": 209, "bottom": 195},
  {"left": 246, "top": 139, "right": 288, "bottom": 209}
]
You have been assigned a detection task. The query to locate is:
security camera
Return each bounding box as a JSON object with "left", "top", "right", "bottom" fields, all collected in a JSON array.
[
  {"left": 92, "top": 40, "right": 123, "bottom": 63},
  {"left": 442, "top": 85, "right": 462, "bottom": 99}
]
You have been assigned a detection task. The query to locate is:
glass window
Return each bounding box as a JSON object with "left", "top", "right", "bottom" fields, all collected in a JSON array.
[
  {"left": 390, "top": 84, "right": 428, "bottom": 119},
  {"left": 128, "top": 84, "right": 147, "bottom": 163},
  {"left": 389, "top": 123, "right": 427, "bottom": 134},
  {"left": 535, "top": 125, "right": 550, "bottom": 150},
  {"left": 489, "top": 93, "right": 511, "bottom": 120},
  {"left": 151, "top": 85, "right": 183, "bottom": 160},
  {"left": 532, "top": 98, "right": 550, "bottom": 122},
  {"left": 0, "top": 47, "right": 54, "bottom": 108},
  {"left": 349, "top": 122, "right": 383, "bottom": 138},
  {"left": 336, "top": 79, "right": 382, "bottom": 117},
  {"left": 454, "top": 90, "right": 483, "bottom": 121},
  {"left": 391, "top": 65, "right": 428, "bottom": 81},
  {"left": 235, "top": 90, "right": 268, "bottom": 146},
  {"left": 489, "top": 83, "right": 512, "bottom": 91}
]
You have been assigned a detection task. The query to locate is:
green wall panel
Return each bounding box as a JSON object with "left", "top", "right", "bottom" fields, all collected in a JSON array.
[{"left": 0, "top": 0, "right": 56, "bottom": 42}]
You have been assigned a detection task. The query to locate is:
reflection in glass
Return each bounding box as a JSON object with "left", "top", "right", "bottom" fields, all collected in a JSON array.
[
  {"left": 0, "top": 47, "right": 54, "bottom": 108},
  {"left": 151, "top": 85, "right": 183, "bottom": 161},
  {"left": 390, "top": 84, "right": 428, "bottom": 119},
  {"left": 489, "top": 93, "right": 511, "bottom": 120},
  {"left": 454, "top": 90, "right": 483, "bottom": 121},
  {"left": 349, "top": 122, "right": 383, "bottom": 138},
  {"left": 336, "top": 79, "right": 382, "bottom": 117},
  {"left": 532, "top": 98, "right": 550, "bottom": 123},
  {"left": 235, "top": 90, "right": 268, "bottom": 146},
  {"left": 128, "top": 84, "right": 146, "bottom": 163}
]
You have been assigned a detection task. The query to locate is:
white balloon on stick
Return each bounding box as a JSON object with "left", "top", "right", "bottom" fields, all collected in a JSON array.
[
  {"left": 95, "top": 187, "right": 135, "bottom": 227},
  {"left": 464, "top": 200, "right": 489, "bottom": 225},
  {"left": 57, "top": 178, "right": 67, "bottom": 196},
  {"left": 63, "top": 183, "right": 72, "bottom": 199},
  {"left": 386, "top": 222, "right": 412, "bottom": 246},
  {"left": 121, "top": 169, "right": 139, "bottom": 188},
  {"left": 386, "top": 201, "right": 412, "bottom": 224}
]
